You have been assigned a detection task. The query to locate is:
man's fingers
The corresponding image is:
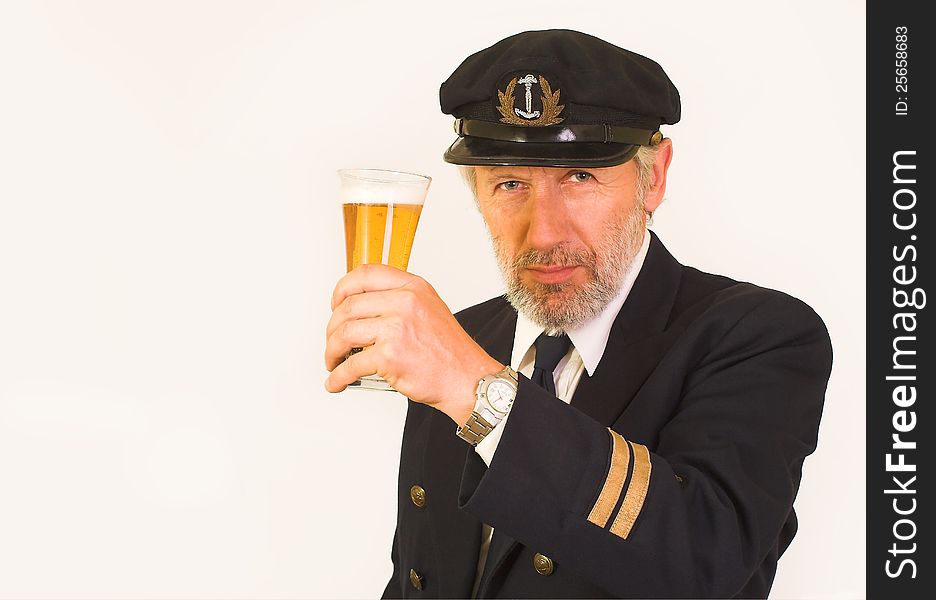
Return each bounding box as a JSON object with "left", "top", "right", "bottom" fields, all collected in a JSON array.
[
  {"left": 325, "top": 346, "right": 380, "bottom": 393},
  {"left": 326, "top": 288, "right": 412, "bottom": 338},
  {"left": 324, "top": 317, "right": 383, "bottom": 371},
  {"left": 330, "top": 263, "right": 417, "bottom": 310}
]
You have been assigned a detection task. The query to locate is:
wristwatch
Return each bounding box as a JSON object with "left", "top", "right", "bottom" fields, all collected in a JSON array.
[{"left": 456, "top": 366, "right": 519, "bottom": 446}]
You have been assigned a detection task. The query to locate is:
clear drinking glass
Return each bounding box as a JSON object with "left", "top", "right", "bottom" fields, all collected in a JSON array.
[{"left": 339, "top": 169, "right": 431, "bottom": 391}]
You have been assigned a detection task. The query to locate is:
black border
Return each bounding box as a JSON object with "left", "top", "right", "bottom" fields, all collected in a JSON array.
[{"left": 867, "top": 3, "right": 931, "bottom": 597}]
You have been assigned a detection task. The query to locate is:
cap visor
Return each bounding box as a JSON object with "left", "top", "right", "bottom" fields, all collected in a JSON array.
[{"left": 443, "top": 136, "right": 639, "bottom": 168}]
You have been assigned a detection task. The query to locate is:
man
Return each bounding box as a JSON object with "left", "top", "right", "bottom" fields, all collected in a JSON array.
[{"left": 324, "top": 30, "right": 832, "bottom": 598}]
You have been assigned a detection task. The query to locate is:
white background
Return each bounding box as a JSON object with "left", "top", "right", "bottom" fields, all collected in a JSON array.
[{"left": 0, "top": 1, "right": 864, "bottom": 598}]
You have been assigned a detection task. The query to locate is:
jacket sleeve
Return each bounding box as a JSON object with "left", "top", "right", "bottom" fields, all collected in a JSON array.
[{"left": 456, "top": 294, "right": 832, "bottom": 598}]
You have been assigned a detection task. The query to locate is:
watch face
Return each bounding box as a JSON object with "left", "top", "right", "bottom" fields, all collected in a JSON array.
[{"left": 485, "top": 380, "right": 516, "bottom": 413}]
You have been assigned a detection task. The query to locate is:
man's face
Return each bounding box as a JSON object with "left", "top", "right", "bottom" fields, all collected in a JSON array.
[{"left": 473, "top": 161, "right": 648, "bottom": 331}]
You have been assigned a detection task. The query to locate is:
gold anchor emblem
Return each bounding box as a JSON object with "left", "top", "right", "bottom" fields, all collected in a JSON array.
[{"left": 496, "top": 74, "right": 564, "bottom": 126}]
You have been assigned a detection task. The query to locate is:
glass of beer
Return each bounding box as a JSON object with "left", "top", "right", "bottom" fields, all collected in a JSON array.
[{"left": 338, "top": 168, "right": 431, "bottom": 391}]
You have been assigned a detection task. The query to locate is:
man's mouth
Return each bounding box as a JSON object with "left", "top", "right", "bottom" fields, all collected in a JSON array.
[{"left": 525, "top": 265, "right": 579, "bottom": 285}]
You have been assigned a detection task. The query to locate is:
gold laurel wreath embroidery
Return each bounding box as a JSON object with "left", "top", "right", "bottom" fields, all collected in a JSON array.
[{"left": 496, "top": 75, "right": 565, "bottom": 126}]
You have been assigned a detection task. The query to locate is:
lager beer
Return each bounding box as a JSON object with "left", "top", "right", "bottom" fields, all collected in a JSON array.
[
  {"left": 337, "top": 169, "right": 431, "bottom": 391},
  {"left": 342, "top": 203, "right": 424, "bottom": 272}
]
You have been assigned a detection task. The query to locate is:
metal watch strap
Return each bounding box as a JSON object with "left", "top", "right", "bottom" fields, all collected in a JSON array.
[
  {"left": 456, "top": 412, "right": 495, "bottom": 446},
  {"left": 455, "top": 366, "right": 518, "bottom": 446}
]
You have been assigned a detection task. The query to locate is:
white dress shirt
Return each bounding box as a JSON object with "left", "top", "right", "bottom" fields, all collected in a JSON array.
[{"left": 469, "top": 229, "right": 651, "bottom": 598}]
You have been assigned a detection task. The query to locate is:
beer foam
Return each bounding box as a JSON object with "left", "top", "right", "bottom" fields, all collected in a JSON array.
[{"left": 338, "top": 169, "right": 430, "bottom": 205}]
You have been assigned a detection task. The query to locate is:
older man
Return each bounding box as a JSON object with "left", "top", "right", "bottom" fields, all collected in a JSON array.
[{"left": 325, "top": 30, "right": 832, "bottom": 598}]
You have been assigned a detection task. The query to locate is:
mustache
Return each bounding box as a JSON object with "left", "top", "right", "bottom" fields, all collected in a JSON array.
[{"left": 509, "top": 244, "right": 597, "bottom": 271}]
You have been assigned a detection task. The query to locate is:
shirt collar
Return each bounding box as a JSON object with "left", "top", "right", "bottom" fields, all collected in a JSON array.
[{"left": 510, "top": 228, "right": 652, "bottom": 376}]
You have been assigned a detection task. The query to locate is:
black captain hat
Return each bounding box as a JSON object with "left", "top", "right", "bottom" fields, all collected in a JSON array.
[{"left": 440, "top": 29, "right": 680, "bottom": 168}]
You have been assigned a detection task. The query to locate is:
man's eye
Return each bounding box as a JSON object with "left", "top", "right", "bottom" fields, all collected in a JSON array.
[
  {"left": 497, "top": 181, "right": 521, "bottom": 191},
  {"left": 570, "top": 172, "right": 593, "bottom": 182}
]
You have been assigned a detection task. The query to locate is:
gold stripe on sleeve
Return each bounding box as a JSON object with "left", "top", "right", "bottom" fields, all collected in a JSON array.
[
  {"left": 610, "top": 441, "right": 652, "bottom": 539},
  {"left": 587, "top": 429, "right": 631, "bottom": 528}
]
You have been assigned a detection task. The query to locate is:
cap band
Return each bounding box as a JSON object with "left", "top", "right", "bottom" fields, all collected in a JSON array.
[{"left": 455, "top": 119, "right": 661, "bottom": 146}]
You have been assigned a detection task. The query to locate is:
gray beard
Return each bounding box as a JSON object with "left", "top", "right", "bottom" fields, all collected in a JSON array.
[{"left": 491, "top": 205, "right": 646, "bottom": 332}]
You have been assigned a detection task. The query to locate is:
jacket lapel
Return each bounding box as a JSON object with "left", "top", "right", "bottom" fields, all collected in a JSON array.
[{"left": 570, "top": 231, "right": 682, "bottom": 424}]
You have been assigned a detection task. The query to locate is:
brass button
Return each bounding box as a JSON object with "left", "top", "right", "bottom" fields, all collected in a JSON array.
[
  {"left": 409, "top": 568, "right": 425, "bottom": 590},
  {"left": 533, "top": 553, "right": 554, "bottom": 576},
  {"left": 410, "top": 485, "right": 427, "bottom": 508},
  {"left": 650, "top": 130, "right": 663, "bottom": 145}
]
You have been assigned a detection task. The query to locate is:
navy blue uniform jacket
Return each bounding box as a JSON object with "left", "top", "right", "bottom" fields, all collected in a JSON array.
[{"left": 382, "top": 232, "right": 833, "bottom": 598}]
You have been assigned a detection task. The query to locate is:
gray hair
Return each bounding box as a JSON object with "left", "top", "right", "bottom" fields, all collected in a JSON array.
[{"left": 459, "top": 144, "right": 660, "bottom": 207}]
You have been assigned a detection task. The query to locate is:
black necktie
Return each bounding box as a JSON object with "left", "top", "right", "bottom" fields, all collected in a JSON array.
[
  {"left": 476, "top": 332, "right": 573, "bottom": 597},
  {"left": 530, "top": 333, "right": 572, "bottom": 395}
]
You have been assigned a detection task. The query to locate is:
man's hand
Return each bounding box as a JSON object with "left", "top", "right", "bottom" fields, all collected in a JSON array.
[{"left": 325, "top": 264, "right": 504, "bottom": 426}]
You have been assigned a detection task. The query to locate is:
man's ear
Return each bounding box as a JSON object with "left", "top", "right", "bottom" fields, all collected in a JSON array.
[{"left": 642, "top": 138, "right": 673, "bottom": 214}]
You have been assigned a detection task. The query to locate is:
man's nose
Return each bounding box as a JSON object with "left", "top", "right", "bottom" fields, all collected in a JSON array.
[{"left": 524, "top": 184, "right": 569, "bottom": 250}]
